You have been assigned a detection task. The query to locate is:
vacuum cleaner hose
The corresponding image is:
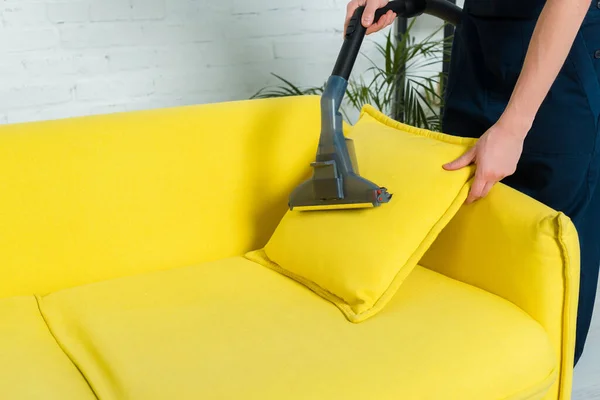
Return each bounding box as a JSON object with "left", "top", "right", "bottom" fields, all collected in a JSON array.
[
  {"left": 332, "top": 0, "right": 462, "bottom": 80},
  {"left": 424, "top": 0, "right": 463, "bottom": 25}
]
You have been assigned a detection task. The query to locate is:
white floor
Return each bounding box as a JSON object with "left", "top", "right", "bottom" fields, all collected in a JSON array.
[{"left": 572, "top": 282, "right": 600, "bottom": 399}]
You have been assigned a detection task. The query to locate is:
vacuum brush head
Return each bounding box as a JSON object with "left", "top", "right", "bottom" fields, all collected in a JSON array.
[{"left": 288, "top": 167, "right": 392, "bottom": 211}]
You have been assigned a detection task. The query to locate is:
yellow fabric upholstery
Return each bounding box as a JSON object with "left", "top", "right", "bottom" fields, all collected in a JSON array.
[
  {"left": 421, "top": 183, "right": 580, "bottom": 400},
  {"left": 0, "top": 96, "right": 323, "bottom": 299},
  {"left": 0, "top": 97, "right": 578, "bottom": 400},
  {"left": 246, "top": 105, "right": 476, "bottom": 322},
  {"left": 39, "top": 256, "right": 557, "bottom": 400},
  {"left": 0, "top": 296, "right": 96, "bottom": 400}
]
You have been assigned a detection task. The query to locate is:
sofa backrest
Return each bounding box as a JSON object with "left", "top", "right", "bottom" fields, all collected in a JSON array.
[{"left": 0, "top": 96, "right": 322, "bottom": 298}]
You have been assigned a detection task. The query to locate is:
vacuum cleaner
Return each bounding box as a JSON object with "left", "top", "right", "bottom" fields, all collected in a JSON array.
[{"left": 288, "top": 0, "right": 462, "bottom": 211}]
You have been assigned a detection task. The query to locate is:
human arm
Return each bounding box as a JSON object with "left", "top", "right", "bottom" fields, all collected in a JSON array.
[
  {"left": 444, "top": 0, "right": 592, "bottom": 203},
  {"left": 499, "top": 0, "right": 591, "bottom": 134}
]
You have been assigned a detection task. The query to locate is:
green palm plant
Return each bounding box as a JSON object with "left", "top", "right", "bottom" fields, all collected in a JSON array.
[{"left": 251, "top": 19, "right": 453, "bottom": 131}]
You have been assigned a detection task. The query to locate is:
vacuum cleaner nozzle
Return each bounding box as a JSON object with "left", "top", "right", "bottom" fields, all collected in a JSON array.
[
  {"left": 287, "top": 0, "right": 462, "bottom": 212},
  {"left": 286, "top": 2, "right": 426, "bottom": 212},
  {"left": 289, "top": 169, "right": 392, "bottom": 211},
  {"left": 288, "top": 74, "right": 393, "bottom": 211}
]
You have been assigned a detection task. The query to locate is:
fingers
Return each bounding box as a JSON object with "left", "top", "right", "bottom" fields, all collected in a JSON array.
[
  {"left": 362, "top": 0, "right": 381, "bottom": 28},
  {"left": 466, "top": 175, "right": 496, "bottom": 204},
  {"left": 366, "top": 10, "right": 396, "bottom": 35},
  {"left": 443, "top": 147, "right": 476, "bottom": 171},
  {"left": 481, "top": 181, "right": 494, "bottom": 198},
  {"left": 466, "top": 172, "right": 487, "bottom": 204},
  {"left": 466, "top": 182, "right": 495, "bottom": 204},
  {"left": 444, "top": 147, "right": 495, "bottom": 204},
  {"left": 345, "top": 1, "right": 395, "bottom": 37}
]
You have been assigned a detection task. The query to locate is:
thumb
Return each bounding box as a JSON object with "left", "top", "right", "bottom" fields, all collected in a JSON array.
[
  {"left": 362, "top": 0, "right": 380, "bottom": 27},
  {"left": 443, "top": 147, "right": 476, "bottom": 171}
]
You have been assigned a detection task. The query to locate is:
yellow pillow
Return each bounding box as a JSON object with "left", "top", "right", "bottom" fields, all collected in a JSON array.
[{"left": 245, "top": 105, "right": 477, "bottom": 323}]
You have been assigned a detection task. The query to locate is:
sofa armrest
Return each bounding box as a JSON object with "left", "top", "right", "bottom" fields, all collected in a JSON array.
[{"left": 420, "top": 183, "right": 579, "bottom": 400}]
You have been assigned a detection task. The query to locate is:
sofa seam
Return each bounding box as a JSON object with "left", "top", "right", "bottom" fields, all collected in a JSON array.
[
  {"left": 555, "top": 213, "right": 575, "bottom": 399},
  {"left": 359, "top": 103, "right": 479, "bottom": 146},
  {"left": 244, "top": 249, "right": 356, "bottom": 316},
  {"left": 34, "top": 294, "right": 101, "bottom": 400},
  {"left": 498, "top": 214, "right": 573, "bottom": 400}
]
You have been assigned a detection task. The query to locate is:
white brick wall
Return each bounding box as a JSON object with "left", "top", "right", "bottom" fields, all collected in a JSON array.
[{"left": 0, "top": 0, "right": 446, "bottom": 125}]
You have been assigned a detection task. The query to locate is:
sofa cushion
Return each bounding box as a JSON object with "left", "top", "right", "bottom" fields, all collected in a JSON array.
[
  {"left": 39, "top": 257, "right": 557, "bottom": 400},
  {"left": 0, "top": 296, "right": 97, "bottom": 400},
  {"left": 245, "top": 105, "right": 477, "bottom": 323}
]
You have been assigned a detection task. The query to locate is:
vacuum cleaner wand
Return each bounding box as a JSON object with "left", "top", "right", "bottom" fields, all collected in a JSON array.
[{"left": 288, "top": 0, "right": 462, "bottom": 211}]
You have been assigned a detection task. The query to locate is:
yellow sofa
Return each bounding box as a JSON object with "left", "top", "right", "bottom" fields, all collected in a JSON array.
[{"left": 0, "top": 95, "right": 579, "bottom": 400}]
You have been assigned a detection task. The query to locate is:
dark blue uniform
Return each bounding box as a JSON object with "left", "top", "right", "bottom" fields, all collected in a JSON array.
[{"left": 442, "top": 0, "right": 600, "bottom": 365}]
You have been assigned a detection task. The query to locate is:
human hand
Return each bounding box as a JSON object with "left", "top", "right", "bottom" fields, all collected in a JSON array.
[
  {"left": 442, "top": 123, "right": 526, "bottom": 204},
  {"left": 344, "top": 0, "right": 396, "bottom": 36}
]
